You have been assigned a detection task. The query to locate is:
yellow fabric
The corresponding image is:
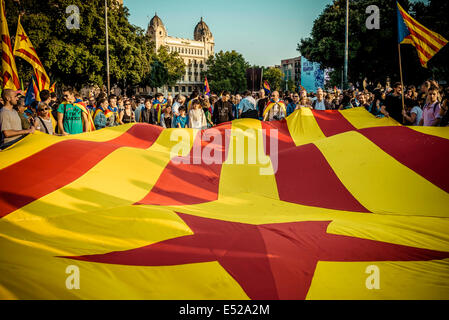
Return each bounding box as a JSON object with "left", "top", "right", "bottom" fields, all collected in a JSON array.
[
  {"left": 0, "top": 110, "right": 448, "bottom": 300},
  {"left": 1, "top": 0, "right": 20, "bottom": 90},
  {"left": 13, "top": 16, "right": 50, "bottom": 89}
]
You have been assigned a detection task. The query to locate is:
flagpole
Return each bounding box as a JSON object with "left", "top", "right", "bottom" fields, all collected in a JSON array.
[
  {"left": 105, "top": 0, "right": 110, "bottom": 96},
  {"left": 343, "top": 0, "right": 349, "bottom": 90},
  {"left": 398, "top": 43, "right": 406, "bottom": 121}
]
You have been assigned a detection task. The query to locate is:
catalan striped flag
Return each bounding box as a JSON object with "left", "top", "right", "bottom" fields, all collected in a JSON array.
[
  {"left": 0, "top": 0, "right": 20, "bottom": 90},
  {"left": 204, "top": 76, "right": 210, "bottom": 96},
  {"left": 13, "top": 16, "right": 50, "bottom": 90},
  {"left": 1, "top": 108, "right": 449, "bottom": 299},
  {"left": 263, "top": 80, "right": 271, "bottom": 95},
  {"left": 397, "top": 2, "right": 448, "bottom": 68}
]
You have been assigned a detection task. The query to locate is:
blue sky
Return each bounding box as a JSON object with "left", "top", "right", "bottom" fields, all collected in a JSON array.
[{"left": 124, "top": 0, "right": 334, "bottom": 67}]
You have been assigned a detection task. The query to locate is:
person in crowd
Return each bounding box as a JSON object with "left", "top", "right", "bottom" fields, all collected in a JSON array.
[
  {"left": 263, "top": 91, "right": 286, "bottom": 121},
  {"left": 295, "top": 96, "right": 310, "bottom": 110},
  {"left": 187, "top": 90, "right": 200, "bottom": 111},
  {"left": 87, "top": 96, "right": 96, "bottom": 116},
  {"left": 35, "top": 102, "right": 54, "bottom": 135},
  {"left": 325, "top": 92, "right": 336, "bottom": 110},
  {"left": 175, "top": 106, "right": 189, "bottom": 128},
  {"left": 119, "top": 99, "right": 135, "bottom": 124},
  {"left": 15, "top": 96, "right": 32, "bottom": 130},
  {"left": 338, "top": 91, "right": 354, "bottom": 110},
  {"left": 201, "top": 98, "right": 214, "bottom": 128},
  {"left": 93, "top": 98, "right": 109, "bottom": 130},
  {"left": 420, "top": 86, "right": 442, "bottom": 126},
  {"left": 189, "top": 99, "right": 207, "bottom": 129},
  {"left": 153, "top": 93, "right": 166, "bottom": 125},
  {"left": 239, "top": 90, "right": 258, "bottom": 119},
  {"left": 172, "top": 94, "right": 186, "bottom": 127},
  {"left": 233, "top": 94, "right": 242, "bottom": 119},
  {"left": 107, "top": 94, "right": 119, "bottom": 126},
  {"left": 287, "top": 93, "right": 300, "bottom": 115},
  {"left": 438, "top": 98, "right": 449, "bottom": 127},
  {"left": 57, "top": 87, "right": 88, "bottom": 135},
  {"left": 256, "top": 89, "right": 269, "bottom": 120},
  {"left": 312, "top": 88, "right": 326, "bottom": 110},
  {"left": 134, "top": 97, "right": 145, "bottom": 122},
  {"left": 382, "top": 82, "right": 403, "bottom": 123},
  {"left": 358, "top": 92, "right": 370, "bottom": 110},
  {"left": 161, "top": 105, "right": 173, "bottom": 128},
  {"left": 140, "top": 97, "right": 157, "bottom": 125},
  {"left": 370, "top": 89, "right": 385, "bottom": 117},
  {"left": 0, "top": 89, "right": 35, "bottom": 149},
  {"left": 402, "top": 98, "right": 423, "bottom": 126},
  {"left": 213, "top": 91, "right": 233, "bottom": 125}
]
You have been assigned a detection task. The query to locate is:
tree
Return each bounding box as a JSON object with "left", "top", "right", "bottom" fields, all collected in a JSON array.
[
  {"left": 205, "top": 50, "right": 250, "bottom": 93},
  {"left": 263, "top": 67, "right": 283, "bottom": 91},
  {"left": 156, "top": 46, "right": 186, "bottom": 86},
  {"left": 296, "top": 0, "right": 447, "bottom": 87},
  {"left": 3, "top": 0, "right": 156, "bottom": 90}
]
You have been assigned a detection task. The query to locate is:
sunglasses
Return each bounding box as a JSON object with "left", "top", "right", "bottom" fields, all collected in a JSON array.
[{"left": 39, "top": 108, "right": 49, "bottom": 111}]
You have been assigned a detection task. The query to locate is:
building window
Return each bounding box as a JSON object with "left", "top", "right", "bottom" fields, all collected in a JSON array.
[
  {"left": 188, "top": 86, "right": 192, "bottom": 92},
  {"left": 175, "top": 86, "right": 179, "bottom": 92},
  {"left": 182, "top": 86, "right": 186, "bottom": 92},
  {"left": 168, "top": 87, "right": 172, "bottom": 92},
  {"left": 189, "top": 76, "right": 191, "bottom": 81}
]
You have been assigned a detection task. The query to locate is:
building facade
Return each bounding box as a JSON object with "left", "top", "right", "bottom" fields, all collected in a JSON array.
[
  {"left": 281, "top": 56, "right": 301, "bottom": 87},
  {"left": 145, "top": 14, "right": 215, "bottom": 96}
]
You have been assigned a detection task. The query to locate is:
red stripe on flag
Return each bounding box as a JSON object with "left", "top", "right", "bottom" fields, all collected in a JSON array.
[
  {"left": 15, "top": 49, "right": 45, "bottom": 70},
  {"left": 311, "top": 110, "right": 356, "bottom": 137},
  {"left": 0, "top": 124, "right": 163, "bottom": 218},
  {"left": 261, "top": 121, "right": 369, "bottom": 212},
  {"left": 399, "top": 10, "right": 447, "bottom": 47},
  {"left": 136, "top": 124, "right": 232, "bottom": 206},
  {"left": 359, "top": 126, "right": 449, "bottom": 194}
]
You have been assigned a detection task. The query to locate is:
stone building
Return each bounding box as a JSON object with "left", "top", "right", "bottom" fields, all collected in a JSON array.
[{"left": 143, "top": 14, "right": 215, "bottom": 96}]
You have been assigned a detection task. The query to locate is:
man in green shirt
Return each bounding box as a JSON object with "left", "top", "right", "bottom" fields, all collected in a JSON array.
[{"left": 57, "top": 87, "right": 87, "bottom": 135}]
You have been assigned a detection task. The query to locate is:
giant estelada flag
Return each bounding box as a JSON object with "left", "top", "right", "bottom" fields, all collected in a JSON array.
[{"left": 0, "top": 108, "right": 449, "bottom": 299}]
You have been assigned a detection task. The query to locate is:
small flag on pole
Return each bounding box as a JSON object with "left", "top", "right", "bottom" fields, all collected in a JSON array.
[
  {"left": 397, "top": 2, "right": 448, "bottom": 68},
  {"left": 263, "top": 80, "right": 271, "bottom": 95},
  {"left": 204, "top": 76, "right": 210, "bottom": 96}
]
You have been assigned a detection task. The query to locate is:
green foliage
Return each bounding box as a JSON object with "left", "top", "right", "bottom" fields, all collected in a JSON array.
[
  {"left": 297, "top": 0, "right": 448, "bottom": 86},
  {"left": 1, "top": 0, "right": 182, "bottom": 90},
  {"left": 205, "top": 50, "right": 250, "bottom": 93},
  {"left": 281, "top": 79, "right": 296, "bottom": 92},
  {"left": 263, "top": 67, "right": 283, "bottom": 91},
  {"left": 155, "top": 46, "right": 186, "bottom": 86}
]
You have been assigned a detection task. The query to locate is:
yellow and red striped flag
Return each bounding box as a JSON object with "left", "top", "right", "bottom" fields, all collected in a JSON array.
[
  {"left": 0, "top": 108, "right": 449, "bottom": 299},
  {"left": 397, "top": 2, "right": 448, "bottom": 68},
  {"left": 13, "top": 16, "right": 50, "bottom": 90},
  {"left": 0, "top": 0, "right": 20, "bottom": 90}
]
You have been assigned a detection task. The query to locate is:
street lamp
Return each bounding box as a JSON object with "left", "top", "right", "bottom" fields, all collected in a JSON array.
[{"left": 105, "top": 0, "right": 110, "bottom": 95}]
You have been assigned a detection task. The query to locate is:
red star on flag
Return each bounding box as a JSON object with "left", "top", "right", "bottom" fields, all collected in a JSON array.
[
  {"left": 18, "top": 32, "right": 27, "bottom": 42},
  {"left": 62, "top": 212, "right": 449, "bottom": 300}
]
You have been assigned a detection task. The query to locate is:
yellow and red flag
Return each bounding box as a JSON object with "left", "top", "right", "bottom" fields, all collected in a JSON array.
[
  {"left": 397, "top": 2, "right": 448, "bottom": 67},
  {"left": 13, "top": 16, "right": 50, "bottom": 90},
  {"left": 0, "top": 0, "right": 19, "bottom": 90},
  {"left": 0, "top": 108, "right": 449, "bottom": 299}
]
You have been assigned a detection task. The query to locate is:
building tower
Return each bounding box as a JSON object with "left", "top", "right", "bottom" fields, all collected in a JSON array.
[
  {"left": 147, "top": 13, "right": 167, "bottom": 51},
  {"left": 194, "top": 17, "right": 215, "bottom": 57}
]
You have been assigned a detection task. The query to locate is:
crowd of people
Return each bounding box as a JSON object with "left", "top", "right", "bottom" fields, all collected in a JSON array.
[{"left": 0, "top": 79, "right": 448, "bottom": 150}]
